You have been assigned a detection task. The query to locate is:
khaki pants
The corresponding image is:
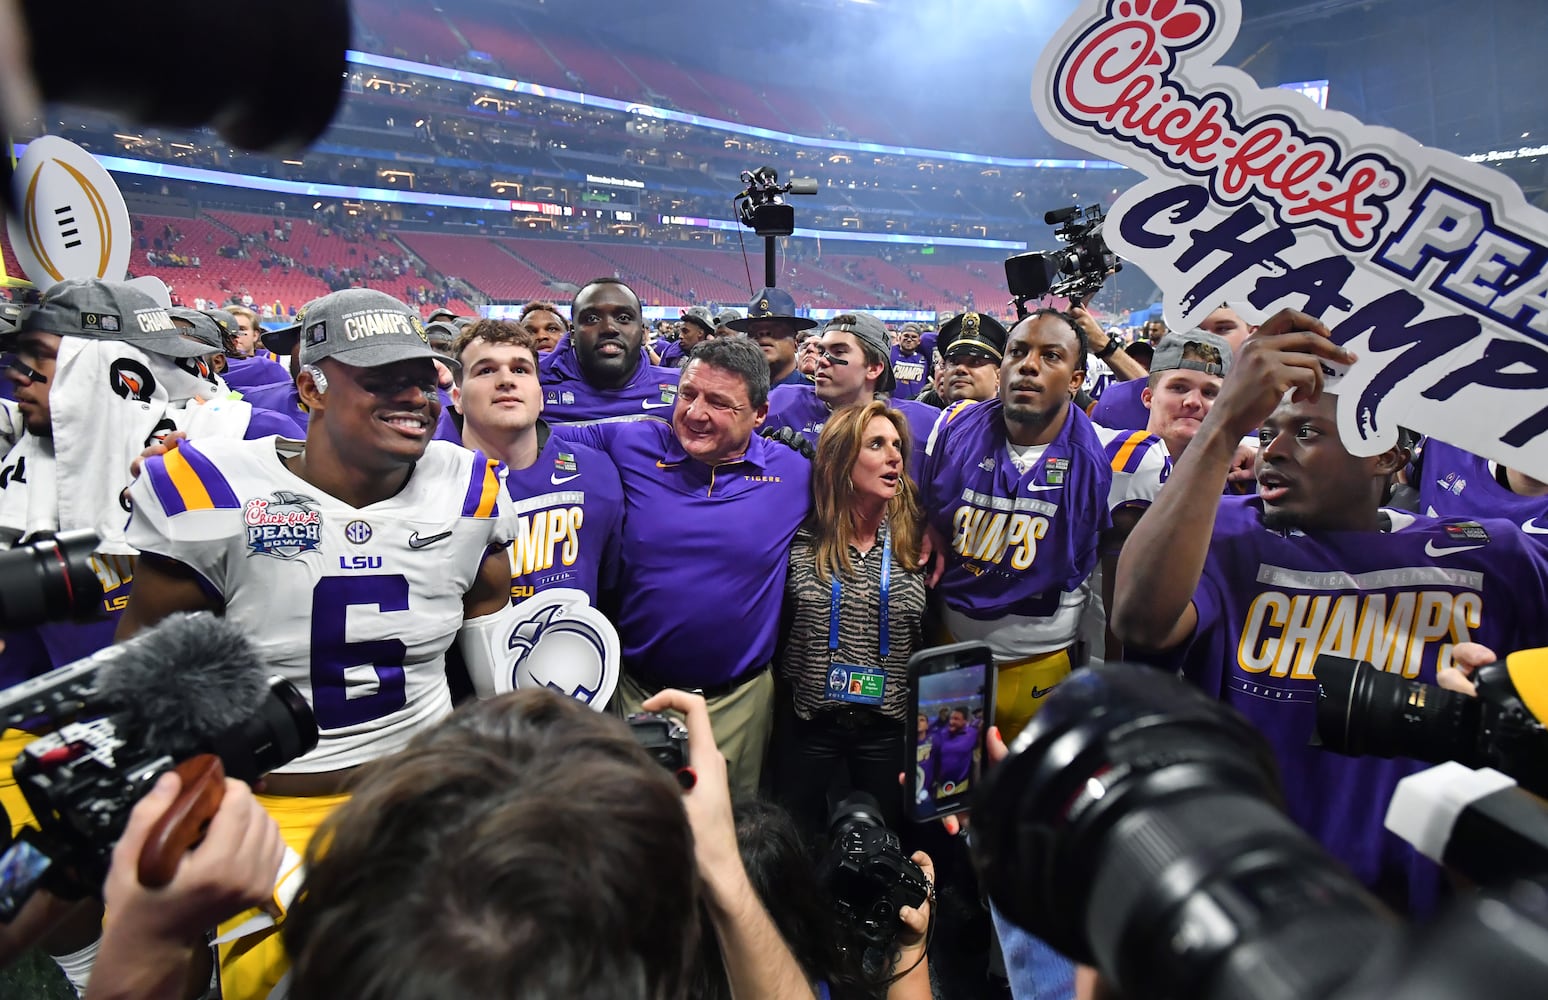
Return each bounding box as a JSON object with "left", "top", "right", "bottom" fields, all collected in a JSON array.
[{"left": 615, "top": 669, "right": 775, "bottom": 800}]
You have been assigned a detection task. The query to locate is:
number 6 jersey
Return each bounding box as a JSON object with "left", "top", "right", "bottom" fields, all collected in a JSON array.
[{"left": 126, "top": 436, "right": 514, "bottom": 773}]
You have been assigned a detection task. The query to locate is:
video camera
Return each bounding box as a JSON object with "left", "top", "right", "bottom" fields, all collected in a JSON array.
[
  {"left": 1004, "top": 204, "right": 1121, "bottom": 310},
  {"left": 735, "top": 166, "right": 819, "bottom": 238},
  {"left": 1314, "top": 651, "right": 1548, "bottom": 796},
  {"left": 0, "top": 613, "right": 317, "bottom": 920},
  {"left": 817, "top": 792, "right": 929, "bottom": 982},
  {"left": 972, "top": 664, "right": 1548, "bottom": 1000}
]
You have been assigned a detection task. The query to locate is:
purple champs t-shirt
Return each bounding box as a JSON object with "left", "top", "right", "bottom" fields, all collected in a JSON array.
[
  {"left": 763, "top": 385, "right": 936, "bottom": 477},
  {"left": 1088, "top": 377, "right": 1150, "bottom": 431},
  {"left": 1145, "top": 496, "right": 1548, "bottom": 913},
  {"left": 890, "top": 346, "right": 932, "bottom": 400},
  {"left": 538, "top": 336, "right": 681, "bottom": 424},
  {"left": 242, "top": 381, "right": 308, "bottom": 432},
  {"left": 503, "top": 429, "right": 623, "bottom": 606},
  {"left": 920, "top": 398, "right": 1114, "bottom": 620},
  {"left": 551, "top": 419, "right": 813, "bottom": 687},
  {"left": 1417, "top": 437, "right": 1548, "bottom": 533}
]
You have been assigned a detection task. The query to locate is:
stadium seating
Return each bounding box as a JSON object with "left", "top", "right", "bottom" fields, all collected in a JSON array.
[{"left": 397, "top": 232, "right": 553, "bottom": 302}]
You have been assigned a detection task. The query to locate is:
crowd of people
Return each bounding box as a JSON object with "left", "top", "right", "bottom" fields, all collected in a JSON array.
[{"left": 0, "top": 259, "right": 1538, "bottom": 1000}]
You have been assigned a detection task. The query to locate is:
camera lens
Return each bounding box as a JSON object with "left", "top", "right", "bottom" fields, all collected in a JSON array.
[
  {"left": 21, "top": 0, "right": 350, "bottom": 154},
  {"left": 211, "top": 678, "right": 319, "bottom": 783},
  {"left": 1313, "top": 655, "right": 1479, "bottom": 761},
  {"left": 973, "top": 664, "right": 1396, "bottom": 1000},
  {"left": 0, "top": 530, "right": 105, "bottom": 629}
]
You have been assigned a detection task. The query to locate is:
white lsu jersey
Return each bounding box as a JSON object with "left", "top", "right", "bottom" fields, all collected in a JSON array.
[{"left": 127, "top": 437, "right": 514, "bottom": 773}]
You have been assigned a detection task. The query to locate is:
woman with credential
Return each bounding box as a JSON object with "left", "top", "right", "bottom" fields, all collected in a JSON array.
[{"left": 771, "top": 400, "right": 928, "bottom": 838}]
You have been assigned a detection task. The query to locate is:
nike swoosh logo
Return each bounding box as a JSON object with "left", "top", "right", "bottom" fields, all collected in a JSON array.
[
  {"left": 1023, "top": 485, "right": 1062, "bottom": 492},
  {"left": 641, "top": 400, "right": 673, "bottom": 410},
  {"left": 407, "top": 530, "right": 454, "bottom": 549},
  {"left": 551, "top": 473, "right": 581, "bottom": 485},
  {"left": 1524, "top": 519, "right": 1548, "bottom": 535},
  {"left": 1425, "top": 540, "right": 1483, "bottom": 557},
  {"left": 1030, "top": 685, "right": 1058, "bottom": 699}
]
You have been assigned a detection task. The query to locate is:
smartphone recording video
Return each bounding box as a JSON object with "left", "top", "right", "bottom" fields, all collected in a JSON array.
[{"left": 906, "top": 641, "right": 995, "bottom": 823}]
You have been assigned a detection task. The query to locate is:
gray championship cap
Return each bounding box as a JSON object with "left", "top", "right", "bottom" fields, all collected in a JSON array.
[
  {"left": 823, "top": 311, "right": 896, "bottom": 392},
  {"left": 294, "top": 289, "right": 450, "bottom": 370},
  {"left": 168, "top": 307, "right": 226, "bottom": 352},
  {"left": 680, "top": 306, "right": 716, "bottom": 337},
  {"left": 20, "top": 278, "right": 209, "bottom": 358},
  {"left": 1150, "top": 330, "right": 1234, "bottom": 377}
]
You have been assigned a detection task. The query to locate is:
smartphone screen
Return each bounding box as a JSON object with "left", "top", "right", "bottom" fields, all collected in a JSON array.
[{"left": 906, "top": 641, "right": 994, "bottom": 823}]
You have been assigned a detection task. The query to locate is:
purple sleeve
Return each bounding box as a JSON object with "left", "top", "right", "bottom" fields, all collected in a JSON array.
[{"left": 243, "top": 407, "right": 304, "bottom": 439}]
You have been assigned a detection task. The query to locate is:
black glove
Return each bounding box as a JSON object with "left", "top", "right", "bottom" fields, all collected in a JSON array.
[{"left": 759, "top": 425, "right": 815, "bottom": 460}]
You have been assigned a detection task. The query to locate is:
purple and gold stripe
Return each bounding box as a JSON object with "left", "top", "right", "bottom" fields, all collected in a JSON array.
[
  {"left": 461, "top": 453, "right": 503, "bottom": 519},
  {"left": 146, "top": 444, "right": 240, "bottom": 516},
  {"left": 1107, "top": 430, "right": 1155, "bottom": 474}
]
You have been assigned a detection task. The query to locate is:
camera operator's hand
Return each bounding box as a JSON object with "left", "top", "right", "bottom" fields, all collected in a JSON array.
[
  {"left": 885, "top": 850, "right": 935, "bottom": 1000},
  {"left": 640, "top": 689, "right": 738, "bottom": 883},
  {"left": 641, "top": 688, "right": 818, "bottom": 1000},
  {"left": 1438, "top": 642, "right": 1497, "bottom": 697},
  {"left": 88, "top": 771, "right": 285, "bottom": 1000}
]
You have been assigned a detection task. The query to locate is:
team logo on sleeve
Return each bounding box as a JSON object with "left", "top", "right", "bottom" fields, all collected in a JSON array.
[
  {"left": 108, "top": 359, "right": 156, "bottom": 402},
  {"left": 244, "top": 490, "right": 323, "bottom": 559},
  {"left": 505, "top": 589, "right": 620, "bottom": 711}
]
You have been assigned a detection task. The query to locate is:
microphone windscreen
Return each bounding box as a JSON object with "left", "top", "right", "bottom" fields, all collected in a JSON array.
[{"left": 95, "top": 612, "right": 268, "bottom": 759}]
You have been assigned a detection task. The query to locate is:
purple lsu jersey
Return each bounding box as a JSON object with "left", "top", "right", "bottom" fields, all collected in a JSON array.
[
  {"left": 763, "top": 385, "right": 937, "bottom": 476},
  {"left": 1153, "top": 496, "right": 1548, "bottom": 912},
  {"left": 242, "top": 381, "right": 308, "bottom": 431},
  {"left": 1417, "top": 438, "right": 1548, "bottom": 533},
  {"left": 504, "top": 431, "right": 623, "bottom": 606},
  {"left": 538, "top": 338, "right": 681, "bottom": 424},
  {"left": 1087, "top": 377, "right": 1149, "bottom": 431},
  {"left": 921, "top": 398, "right": 1114, "bottom": 620},
  {"left": 889, "top": 346, "right": 931, "bottom": 400}
]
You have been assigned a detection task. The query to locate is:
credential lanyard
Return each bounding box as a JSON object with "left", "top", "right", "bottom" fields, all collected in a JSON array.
[{"left": 830, "top": 528, "right": 891, "bottom": 659}]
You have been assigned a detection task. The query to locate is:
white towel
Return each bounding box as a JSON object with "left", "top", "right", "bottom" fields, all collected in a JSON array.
[{"left": 0, "top": 338, "right": 253, "bottom": 553}]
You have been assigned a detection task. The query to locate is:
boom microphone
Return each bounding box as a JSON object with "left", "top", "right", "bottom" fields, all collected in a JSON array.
[
  {"left": 786, "top": 177, "right": 820, "bottom": 196},
  {"left": 94, "top": 612, "right": 270, "bottom": 758},
  {"left": 1044, "top": 206, "right": 1079, "bottom": 225},
  {"left": 0, "top": 613, "right": 316, "bottom": 918}
]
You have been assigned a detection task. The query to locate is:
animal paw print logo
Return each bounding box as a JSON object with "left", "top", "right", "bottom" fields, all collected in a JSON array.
[
  {"left": 1114, "top": 0, "right": 1208, "bottom": 45},
  {"left": 1107, "top": 0, "right": 1212, "bottom": 71}
]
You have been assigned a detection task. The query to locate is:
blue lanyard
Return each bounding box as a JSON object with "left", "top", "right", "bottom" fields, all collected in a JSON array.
[{"left": 830, "top": 527, "right": 891, "bottom": 659}]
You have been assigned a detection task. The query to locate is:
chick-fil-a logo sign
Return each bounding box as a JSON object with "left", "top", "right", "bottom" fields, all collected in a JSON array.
[{"left": 1051, "top": 0, "right": 1403, "bottom": 251}]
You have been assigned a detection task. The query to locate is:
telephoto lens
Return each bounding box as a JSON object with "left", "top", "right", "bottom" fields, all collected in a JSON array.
[
  {"left": 1313, "top": 654, "right": 1480, "bottom": 761},
  {"left": 972, "top": 664, "right": 1398, "bottom": 1000},
  {"left": 0, "top": 529, "right": 105, "bottom": 629}
]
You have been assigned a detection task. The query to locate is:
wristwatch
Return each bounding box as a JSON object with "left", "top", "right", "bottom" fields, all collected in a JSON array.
[{"left": 1095, "top": 339, "right": 1122, "bottom": 360}]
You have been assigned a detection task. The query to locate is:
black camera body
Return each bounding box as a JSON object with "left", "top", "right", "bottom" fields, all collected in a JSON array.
[
  {"left": 736, "top": 166, "right": 818, "bottom": 237},
  {"left": 818, "top": 793, "right": 929, "bottom": 979},
  {"left": 0, "top": 643, "right": 316, "bottom": 920},
  {"left": 625, "top": 711, "right": 694, "bottom": 788},
  {"left": 1314, "top": 653, "right": 1548, "bottom": 797},
  {"left": 1004, "top": 204, "right": 1121, "bottom": 307}
]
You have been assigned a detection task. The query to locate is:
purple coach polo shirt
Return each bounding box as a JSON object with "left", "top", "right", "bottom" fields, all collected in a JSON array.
[{"left": 552, "top": 419, "right": 812, "bottom": 687}]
